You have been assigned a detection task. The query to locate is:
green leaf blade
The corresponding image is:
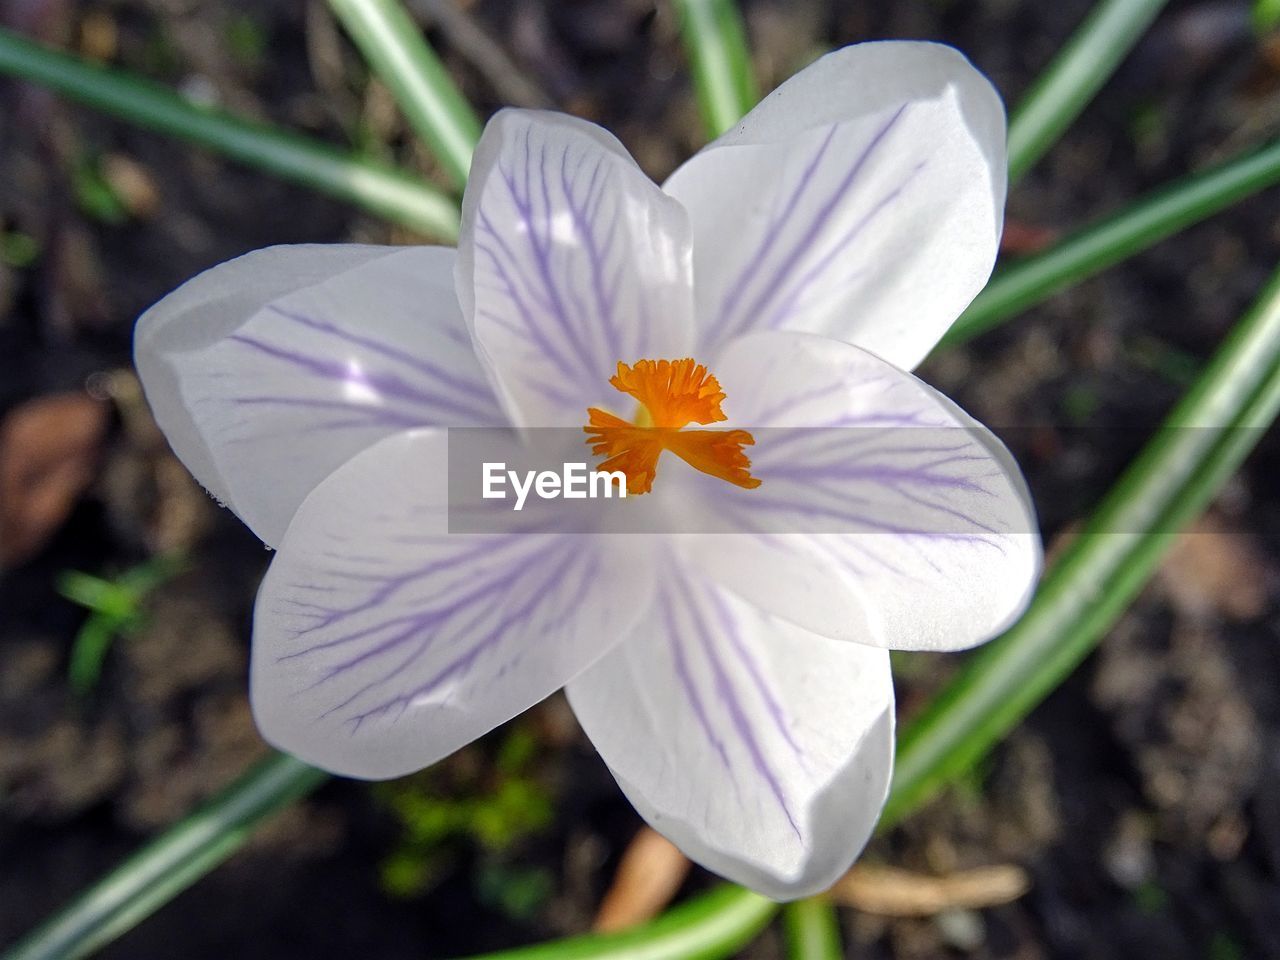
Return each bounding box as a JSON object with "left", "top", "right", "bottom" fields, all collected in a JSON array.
[
  {"left": 944, "top": 138, "right": 1280, "bottom": 349},
  {"left": 782, "top": 897, "right": 843, "bottom": 960},
  {"left": 326, "top": 0, "right": 482, "bottom": 188},
  {"left": 0, "top": 28, "right": 460, "bottom": 239},
  {"left": 1007, "top": 0, "right": 1171, "bottom": 182},
  {"left": 673, "top": 0, "right": 759, "bottom": 139},
  {"left": 888, "top": 260, "right": 1280, "bottom": 826}
]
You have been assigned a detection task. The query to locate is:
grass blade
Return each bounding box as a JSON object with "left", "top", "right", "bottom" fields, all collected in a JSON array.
[
  {"left": 0, "top": 29, "right": 460, "bottom": 240},
  {"left": 672, "top": 0, "right": 759, "bottom": 138},
  {"left": 457, "top": 885, "right": 774, "bottom": 960},
  {"left": 1007, "top": 0, "right": 1171, "bottom": 182},
  {"left": 888, "top": 260, "right": 1280, "bottom": 825},
  {"left": 327, "top": 0, "right": 482, "bottom": 187},
  {"left": 943, "top": 138, "right": 1280, "bottom": 349},
  {"left": 1, "top": 753, "right": 326, "bottom": 960},
  {"left": 782, "top": 898, "right": 842, "bottom": 960}
]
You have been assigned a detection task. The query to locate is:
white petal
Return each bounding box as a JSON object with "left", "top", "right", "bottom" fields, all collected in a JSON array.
[
  {"left": 456, "top": 109, "right": 695, "bottom": 427},
  {"left": 681, "top": 330, "right": 1040, "bottom": 651},
  {"left": 251, "top": 429, "right": 653, "bottom": 780},
  {"left": 664, "top": 41, "right": 1006, "bottom": 369},
  {"left": 567, "top": 560, "right": 894, "bottom": 900},
  {"left": 135, "top": 244, "right": 504, "bottom": 547}
]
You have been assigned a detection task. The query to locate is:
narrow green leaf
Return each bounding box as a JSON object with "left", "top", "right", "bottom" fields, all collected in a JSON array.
[
  {"left": 60, "top": 556, "right": 190, "bottom": 696},
  {"left": 0, "top": 230, "right": 42, "bottom": 267},
  {"left": 1007, "top": 0, "right": 1171, "bottom": 182},
  {"left": 887, "top": 259, "right": 1280, "bottom": 826},
  {"left": 67, "top": 618, "right": 126, "bottom": 697},
  {"left": 1255, "top": 0, "right": 1280, "bottom": 33},
  {"left": 943, "top": 137, "right": 1280, "bottom": 349},
  {"left": 1, "top": 753, "right": 326, "bottom": 960},
  {"left": 326, "top": 0, "right": 482, "bottom": 187},
  {"left": 0, "top": 28, "right": 460, "bottom": 239},
  {"left": 459, "top": 885, "right": 774, "bottom": 960},
  {"left": 782, "top": 897, "right": 842, "bottom": 960},
  {"left": 672, "top": 0, "right": 759, "bottom": 139},
  {"left": 56, "top": 571, "right": 119, "bottom": 611},
  {"left": 71, "top": 154, "right": 130, "bottom": 225}
]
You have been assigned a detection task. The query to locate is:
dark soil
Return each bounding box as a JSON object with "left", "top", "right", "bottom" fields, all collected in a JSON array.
[{"left": 2, "top": 1, "right": 1280, "bottom": 958}]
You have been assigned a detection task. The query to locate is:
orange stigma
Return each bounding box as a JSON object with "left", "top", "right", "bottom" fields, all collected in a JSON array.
[{"left": 584, "top": 358, "right": 762, "bottom": 495}]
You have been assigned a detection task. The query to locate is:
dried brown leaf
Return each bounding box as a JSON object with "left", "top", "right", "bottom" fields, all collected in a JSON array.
[
  {"left": 830, "top": 863, "right": 1031, "bottom": 917},
  {"left": 1159, "top": 513, "right": 1270, "bottom": 621},
  {"left": 0, "top": 391, "right": 108, "bottom": 568},
  {"left": 77, "top": 9, "right": 118, "bottom": 62},
  {"left": 1000, "top": 219, "right": 1060, "bottom": 255},
  {"left": 102, "top": 154, "right": 162, "bottom": 220},
  {"left": 592, "top": 826, "right": 692, "bottom": 932}
]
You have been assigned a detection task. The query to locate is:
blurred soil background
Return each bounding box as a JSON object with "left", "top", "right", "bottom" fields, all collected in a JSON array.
[{"left": 2, "top": 0, "right": 1280, "bottom": 957}]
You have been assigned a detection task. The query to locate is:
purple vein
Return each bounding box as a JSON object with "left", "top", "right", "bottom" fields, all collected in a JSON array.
[
  {"left": 497, "top": 128, "right": 598, "bottom": 376},
  {"left": 662, "top": 580, "right": 734, "bottom": 777},
  {"left": 226, "top": 396, "right": 426, "bottom": 430},
  {"left": 709, "top": 125, "right": 839, "bottom": 344},
  {"left": 226, "top": 334, "right": 488, "bottom": 421},
  {"left": 721, "top": 105, "right": 910, "bottom": 346},
  {"left": 268, "top": 306, "right": 496, "bottom": 406},
  {"left": 316, "top": 541, "right": 579, "bottom": 721},
  {"left": 278, "top": 536, "right": 543, "bottom": 657},
  {"left": 761, "top": 162, "right": 926, "bottom": 332},
  {"left": 708, "top": 589, "right": 805, "bottom": 761},
  {"left": 475, "top": 225, "right": 580, "bottom": 380},
  {"left": 476, "top": 209, "right": 556, "bottom": 315},
  {"left": 675, "top": 574, "right": 802, "bottom": 840},
  {"left": 560, "top": 152, "right": 622, "bottom": 374},
  {"left": 343, "top": 544, "right": 583, "bottom": 730}
]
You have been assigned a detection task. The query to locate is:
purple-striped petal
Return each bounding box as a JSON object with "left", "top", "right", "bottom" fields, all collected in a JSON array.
[
  {"left": 566, "top": 559, "right": 894, "bottom": 900},
  {"left": 456, "top": 110, "right": 695, "bottom": 427},
  {"left": 135, "top": 244, "right": 504, "bottom": 547},
  {"left": 251, "top": 429, "right": 652, "bottom": 779},
  {"left": 678, "top": 331, "right": 1040, "bottom": 651},
  {"left": 664, "top": 41, "right": 1006, "bottom": 370}
]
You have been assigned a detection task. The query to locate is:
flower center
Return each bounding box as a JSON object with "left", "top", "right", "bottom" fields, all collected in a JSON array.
[{"left": 584, "top": 358, "right": 762, "bottom": 495}]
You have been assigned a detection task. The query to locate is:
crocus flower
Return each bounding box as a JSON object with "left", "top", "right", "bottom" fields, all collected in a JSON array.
[{"left": 136, "top": 41, "right": 1040, "bottom": 899}]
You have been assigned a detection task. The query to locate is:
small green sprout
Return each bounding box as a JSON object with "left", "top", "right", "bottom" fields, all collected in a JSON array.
[
  {"left": 1253, "top": 0, "right": 1280, "bottom": 34},
  {"left": 1132, "top": 878, "right": 1170, "bottom": 915},
  {"left": 71, "top": 153, "right": 130, "bottom": 225},
  {"left": 0, "top": 230, "right": 40, "bottom": 267},
  {"left": 376, "top": 723, "right": 555, "bottom": 910},
  {"left": 1209, "top": 931, "right": 1246, "bottom": 960},
  {"left": 58, "top": 553, "right": 188, "bottom": 696},
  {"left": 473, "top": 862, "right": 555, "bottom": 921},
  {"left": 225, "top": 14, "right": 268, "bottom": 68}
]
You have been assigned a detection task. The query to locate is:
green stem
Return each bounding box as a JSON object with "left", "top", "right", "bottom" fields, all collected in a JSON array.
[
  {"left": 782, "top": 898, "right": 842, "bottom": 960},
  {"left": 672, "top": 0, "right": 759, "bottom": 138},
  {"left": 458, "top": 885, "right": 775, "bottom": 960},
  {"left": 1, "top": 753, "right": 327, "bottom": 960},
  {"left": 1006, "top": 0, "right": 1171, "bottom": 182},
  {"left": 326, "top": 0, "right": 482, "bottom": 187},
  {"left": 943, "top": 137, "right": 1280, "bottom": 349},
  {"left": 887, "top": 258, "right": 1280, "bottom": 826},
  {"left": 0, "top": 28, "right": 460, "bottom": 240}
]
